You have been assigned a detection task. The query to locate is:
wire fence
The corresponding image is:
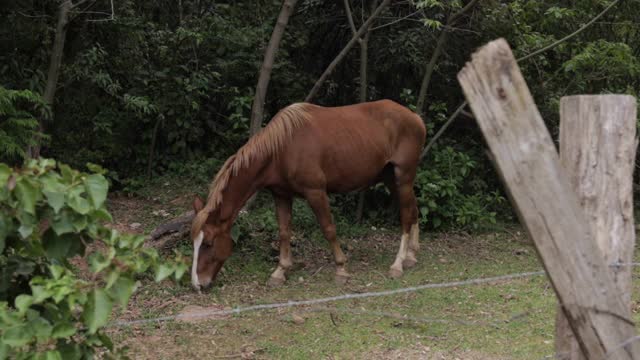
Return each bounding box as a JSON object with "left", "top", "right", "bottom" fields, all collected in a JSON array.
[
  {"left": 112, "top": 261, "right": 640, "bottom": 328},
  {"left": 110, "top": 269, "right": 546, "bottom": 327},
  {"left": 110, "top": 262, "right": 640, "bottom": 359}
]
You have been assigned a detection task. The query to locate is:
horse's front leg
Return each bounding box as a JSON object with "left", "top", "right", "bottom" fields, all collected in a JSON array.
[
  {"left": 304, "top": 189, "right": 350, "bottom": 284},
  {"left": 268, "top": 194, "right": 293, "bottom": 287}
]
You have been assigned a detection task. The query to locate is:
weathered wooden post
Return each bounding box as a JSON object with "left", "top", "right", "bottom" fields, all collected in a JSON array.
[
  {"left": 555, "top": 95, "right": 638, "bottom": 359},
  {"left": 457, "top": 38, "right": 639, "bottom": 359}
]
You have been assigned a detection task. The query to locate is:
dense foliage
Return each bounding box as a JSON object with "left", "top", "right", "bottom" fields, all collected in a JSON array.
[
  {"left": 1, "top": 0, "right": 639, "bottom": 229},
  {"left": 0, "top": 159, "right": 187, "bottom": 358},
  {"left": 0, "top": 86, "right": 48, "bottom": 162}
]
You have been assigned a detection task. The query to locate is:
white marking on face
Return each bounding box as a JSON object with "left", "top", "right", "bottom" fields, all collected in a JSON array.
[{"left": 191, "top": 231, "right": 204, "bottom": 289}]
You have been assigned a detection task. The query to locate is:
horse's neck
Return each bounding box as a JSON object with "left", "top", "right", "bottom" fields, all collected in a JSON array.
[{"left": 218, "top": 157, "right": 267, "bottom": 221}]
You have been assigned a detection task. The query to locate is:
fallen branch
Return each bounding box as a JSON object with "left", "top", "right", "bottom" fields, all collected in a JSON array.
[{"left": 146, "top": 210, "right": 194, "bottom": 249}]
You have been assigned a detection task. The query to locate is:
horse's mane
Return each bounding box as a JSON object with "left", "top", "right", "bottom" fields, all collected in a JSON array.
[{"left": 191, "top": 102, "right": 312, "bottom": 239}]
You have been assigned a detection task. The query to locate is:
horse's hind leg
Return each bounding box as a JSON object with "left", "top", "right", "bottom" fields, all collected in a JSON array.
[
  {"left": 389, "top": 165, "right": 419, "bottom": 278},
  {"left": 268, "top": 194, "right": 293, "bottom": 287},
  {"left": 404, "top": 220, "right": 419, "bottom": 268},
  {"left": 304, "top": 189, "right": 350, "bottom": 284}
]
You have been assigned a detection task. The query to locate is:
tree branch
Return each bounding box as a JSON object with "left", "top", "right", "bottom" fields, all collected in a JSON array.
[
  {"left": 415, "top": 0, "right": 482, "bottom": 116},
  {"left": 516, "top": 0, "right": 620, "bottom": 62},
  {"left": 304, "top": 0, "right": 391, "bottom": 103},
  {"left": 343, "top": 0, "right": 358, "bottom": 35},
  {"left": 419, "top": 0, "right": 622, "bottom": 162},
  {"left": 448, "top": 0, "right": 482, "bottom": 25},
  {"left": 248, "top": 0, "right": 299, "bottom": 136},
  {"left": 369, "top": 10, "right": 421, "bottom": 31}
]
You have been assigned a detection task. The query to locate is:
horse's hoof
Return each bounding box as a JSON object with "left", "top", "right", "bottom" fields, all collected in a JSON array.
[
  {"left": 268, "top": 276, "right": 286, "bottom": 287},
  {"left": 388, "top": 268, "right": 403, "bottom": 279},
  {"left": 335, "top": 273, "right": 350, "bottom": 285},
  {"left": 403, "top": 257, "right": 417, "bottom": 269}
]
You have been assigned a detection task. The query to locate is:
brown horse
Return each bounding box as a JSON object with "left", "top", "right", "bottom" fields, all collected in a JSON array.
[{"left": 190, "top": 99, "right": 426, "bottom": 290}]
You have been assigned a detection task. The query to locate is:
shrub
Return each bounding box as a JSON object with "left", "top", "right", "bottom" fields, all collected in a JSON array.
[
  {"left": 0, "top": 86, "right": 49, "bottom": 164},
  {"left": 0, "top": 159, "right": 187, "bottom": 359},
  {"left": 415, "top": 146, "right": 506, "bottom": 229}
]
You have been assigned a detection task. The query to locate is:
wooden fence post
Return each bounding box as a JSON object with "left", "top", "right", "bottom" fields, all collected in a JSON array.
[
  {"left": 457, "top": 38, "right": 639, "bottom": 359},
  {"left": 555, "top": 95, "right": 638, "bottom": 359}
]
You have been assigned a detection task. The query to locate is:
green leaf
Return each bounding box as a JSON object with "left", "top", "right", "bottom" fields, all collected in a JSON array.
[
  {"left": 14, "top": 177, "right": 41, "bottom": 215},
  {"left": 31, "top": 284, "right": 53, "bottom": 303},
  {"left": 0, "top": 214, "right": 9, "bottom": 252},
  {"left": 51, "top": 210, "right": 74, "bottom": 235},
  {"left": 110, "top": 277, "right": 136, "bottom": 309},
  {"left": 88, "top": 252, "right": 111, "bottom": 273},
  {"left": 67, "top": 191, "right": 91, "bottom": 215},
  {"left": 39, "top": 350, "right": 63, "bottom": 360},
  {"left": 174, "top": 262, "right": 188, "bottom": 281},
  {"left": 419, "top": 206, "right": 429, "bottom": 216},
  {"left": 18, "top": 222, "right": 34, "bottom": 239},
  {"left": 44, "top": 190, "right": 65, "bottom": 214},
  {"left": 58, "top": 343, "right": 82, "bottom": 360},
  {"left": 59, "top": 164, "right": 75, "bottom": 182},
  {"left": 97, "top": 331, "right": 114, "bottom": 350},
  {"left": 0, "top": 163, "right": 10, "bottom": 187},
  {"left": 30, "top": 316, "right": 53, "bottom": 341},
  {"left": 2, "top": 324, "right": 32, "bottom": 347},
  {"left": 49, "top": 264, "right": 65, "bottom": 279},
  {"left": 51, "top": 323, "right": 76, "bottom": 338},
  {"left": 154, "top": 264, "right": 173, "bottom": 282},
  {"left": 72, "top": 214, "right": 88, "bottom": 232},
  {"left": 43, "top": 231, "right": 72, "bottom": 260},
  {"left": 15, "top": 294, "right": 33, "bottom": 315},
  {"left": 84, "top": 174, "right": 108, "bottom": 209},
  {"left": 92, "top": 208, "right": 113, "bottom": 222},
  {"left": 0, "top": 343, "right": 7, "bottom": 360},
  {"left": 231, "top": 225, "right": 240, "bottom": 242},
  {"left": 83, "top": 288, "right": 113, "bottom": 334}
]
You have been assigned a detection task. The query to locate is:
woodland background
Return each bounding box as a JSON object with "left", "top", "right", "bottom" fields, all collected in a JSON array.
[
  {"left": 2, "top": 1, "right": 640, "bottom": 357},
  {"left": 2, "top": 0, "right": 639, "bottom": 230}
]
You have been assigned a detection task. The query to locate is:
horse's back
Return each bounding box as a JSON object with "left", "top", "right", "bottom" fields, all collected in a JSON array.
[
  {"left": 306, "top": 100, "right": 425, "bottom": 160},
  {"left": 270, "top": 100, "right": 424, "bottom": 193}
]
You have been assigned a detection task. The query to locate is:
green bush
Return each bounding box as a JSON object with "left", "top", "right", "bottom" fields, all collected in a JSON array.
[
  {"left": 0, "top": 86, "right": 49, "bottom": 164},
  {"left": 415, "top": 146, "right": 506, "bottom": 229},
  {"left": 0, "top": 159, "right": 187, "bottom": 359}
]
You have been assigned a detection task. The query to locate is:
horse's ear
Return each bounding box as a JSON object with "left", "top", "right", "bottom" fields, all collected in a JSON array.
[{"left": 193, "top": 195, "right": 205, "bottom": 213}]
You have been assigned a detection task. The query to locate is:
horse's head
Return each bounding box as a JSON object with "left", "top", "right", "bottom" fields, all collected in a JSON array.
[{"left": 190, "top": 196, "right": 233, "bottom": 291}]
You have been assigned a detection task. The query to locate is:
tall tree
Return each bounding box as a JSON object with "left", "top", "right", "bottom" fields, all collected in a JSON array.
[
  {"left": 29, "top": 0, "right": 72, "bottom": 158},
  {"left": 304, "top": 0, "right": 391, "bottom": 103},
  {"left": 249, "top": 0, "right": 299, "bottom": 136},
  {"left": 415, "top": 0, "right": 481, "bottom": 117},
  {"left": 344, "top": 0, "right": 377, "bottom": 222},
  {"left": 29, "top": 0, "right": 114, "bottom": 157}
]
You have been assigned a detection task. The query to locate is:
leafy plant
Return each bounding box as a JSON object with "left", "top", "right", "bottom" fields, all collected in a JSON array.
[
  {"left": 415, "top": 146, "right": 504, "bottom": 229},
  {"left": 0, "top": 86, "right": 49, "bottom": 163},
  {"left": 0, "top": 159, "right": 187, "bottom": 359}
]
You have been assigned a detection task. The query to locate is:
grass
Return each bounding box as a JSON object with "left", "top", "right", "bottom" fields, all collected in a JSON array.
[{"left": 105, "top": 174, "right": 640, "bottom": 359}]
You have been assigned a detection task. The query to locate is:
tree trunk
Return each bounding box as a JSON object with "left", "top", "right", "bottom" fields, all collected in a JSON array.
[
  {"left": 29, "top": 0, "right": 72, "bottom": 158},
  {"left": 415, "top": 0, "right": 481, "bottom": 117},
  {"left": 304, "top": 0, "right": 391, "bottom": 103},
  {"left": 249, "top": 0, "right": 299, "bottom": 136},
  {"left": 555, "top": 95, "right": 638, "bottom": 360},
  {"left": 353, "top": 0, "right": 376, "bottom": 223},
  {"left": 415, "top": 30, "right": 447, "bottom": 116}
]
